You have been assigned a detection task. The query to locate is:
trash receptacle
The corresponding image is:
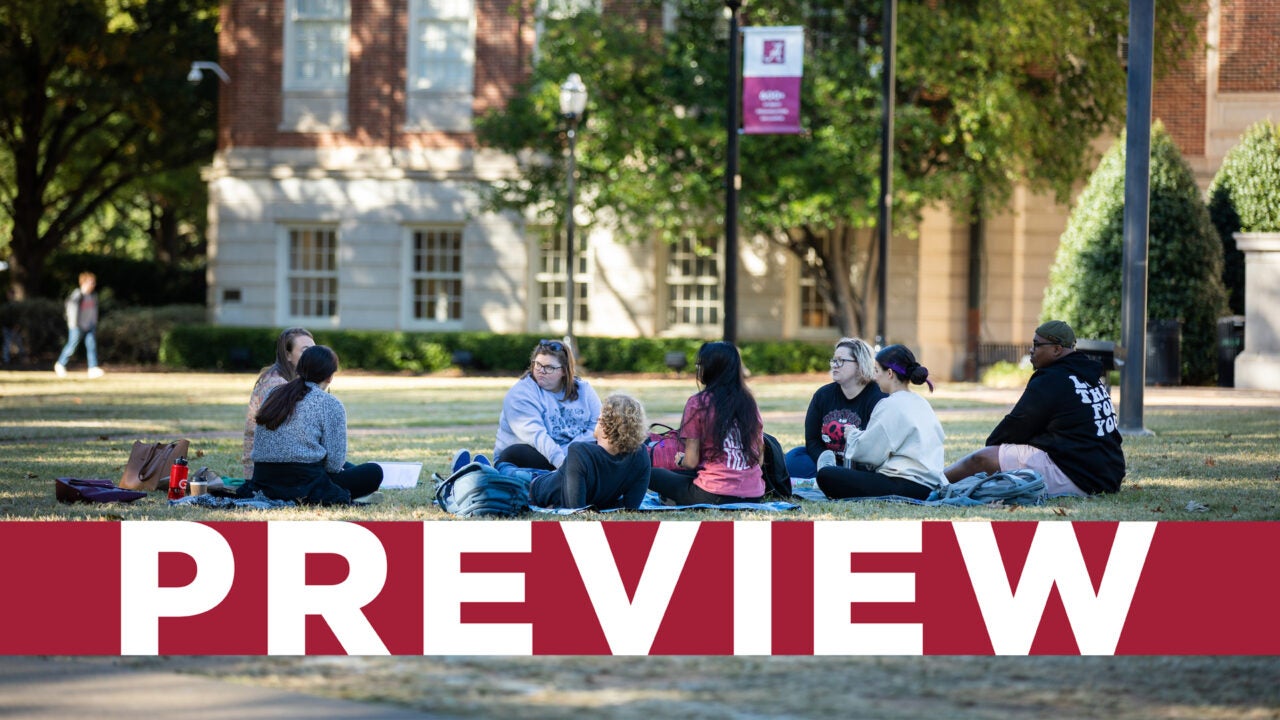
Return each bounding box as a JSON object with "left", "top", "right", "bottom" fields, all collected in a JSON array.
[
  {"left": 1146, "top": 319, "right": 1181, "bottom": 386},
  {"left": 1216, "top": 315, "right": 1245, "bottom": 387}
]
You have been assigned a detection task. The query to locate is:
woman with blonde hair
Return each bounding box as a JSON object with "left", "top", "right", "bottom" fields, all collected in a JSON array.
[
  {"left": 815, "top": 344, "right": 946, "bottom": 500},
  {"left": 530, "top": 393, "right": 651, "bottom": 509},
  {"left": 784, "top": 337, "right": 886, "bottom": 479}
]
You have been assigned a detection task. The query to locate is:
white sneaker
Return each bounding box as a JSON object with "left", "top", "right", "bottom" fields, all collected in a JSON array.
[
  {"left": 53, "top": 363, "right": 67, "bottom": 378},
  {"left": 352, "top": 491, "right": 385, "bottom": 505},
  {"left": 816, "top": 450, "right": 837, "bottom": 473},
  {"left": 87, "top": 367, "right": 105, "bottom": 379}
]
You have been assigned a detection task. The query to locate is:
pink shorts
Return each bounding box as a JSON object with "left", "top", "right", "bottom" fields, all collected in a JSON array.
[{"left": 998, "top": 444, "right": 1088, "bottom": 497}]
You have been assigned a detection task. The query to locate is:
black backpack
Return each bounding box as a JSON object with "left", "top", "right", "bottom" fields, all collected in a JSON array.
[
  {"left": 434, "top": 462, "right": 531, "bottom": 517},
  {"left": 760, "top": 432, "right": 794, "bottom": 500}
]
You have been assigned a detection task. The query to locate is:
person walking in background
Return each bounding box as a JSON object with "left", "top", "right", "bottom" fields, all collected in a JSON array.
[
  {"left": 529, "top": 393, "right": 652, "bottom": 510},
  {"left": 815, "top": 344, "right": 946, "bottom": 500},
  {"left": 943, "top": 320, "right": 1124, "bottom": 496},
  {"left": 243, "top": 327, "right": 315, "bottom": 479},
  {"left": 246, "top": 345, "right": 383, "bottom": 505},
  {"left": 784, "top": 337, "right": 886, "bottom": 479},
  {"left": 489, "top": 339, "right": 601, "bottom": 471},
  {"left": 648, "top": 341, "right": 765, "bottom": 505},
  {"left": 54, "top": 272, "right": 102, "bottom": 378}
]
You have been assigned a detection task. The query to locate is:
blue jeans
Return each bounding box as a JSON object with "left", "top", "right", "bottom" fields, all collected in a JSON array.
[
  {"left": 57, "top": 327, "right": 98, "bottom": 368},
  {"left": 784, "top": 446, "right": 817, "bottom": 479}
]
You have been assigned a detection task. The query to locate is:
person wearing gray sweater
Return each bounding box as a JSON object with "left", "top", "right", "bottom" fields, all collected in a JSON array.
[
  {"left": 493, "top": 339, "right": 601, "bottom": 470},
  {"left": 246, "top": 345, "right": 382, "bottom": 504}
]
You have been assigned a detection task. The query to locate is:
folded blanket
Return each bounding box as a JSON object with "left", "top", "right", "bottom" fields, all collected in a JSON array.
[{"left": 169, "top": 491, "right": 296, "bottom": 510}]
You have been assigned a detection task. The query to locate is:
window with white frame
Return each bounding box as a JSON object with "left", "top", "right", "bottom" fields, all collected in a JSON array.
[
  {"left": 799, "top": 240, "right": 836, "bottom": 329},
  {"left": 409, "top": 227, "right": 464, "bottom": 323},
  {"left": 281, "top": 0, "right": 350, "bottom": 131},
  {"left": 534, "top": 227, "right": 590, "bottom": 327},
  {"left": 284, "top": 0, "right": 349, "bottom": 89},
  {"left": 287, "top": 227, "right": 339, "bottom": 319},
  {"left": 406, "top": 0, "right": 476, "bottom": 131},
  {"left": 665, "top": 234, "right": 721, "bottom": 328}
]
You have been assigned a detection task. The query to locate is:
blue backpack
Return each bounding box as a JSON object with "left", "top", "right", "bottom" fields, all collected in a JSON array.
[
  {"left": 434, "top": 462, "right": 530, "bottom": 517},
  {"left": 927, "top": 468, "right": 1046, "bottom": 506}
]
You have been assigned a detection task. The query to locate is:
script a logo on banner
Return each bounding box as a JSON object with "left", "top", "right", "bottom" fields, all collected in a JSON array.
[{"left": 742, "top": 26, "right": 804, "bottom": 135}]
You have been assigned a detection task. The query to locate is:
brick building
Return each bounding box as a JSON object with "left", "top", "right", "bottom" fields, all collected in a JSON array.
[{"left": 206, "top": 0, "right": 1278, "bottom": 379}]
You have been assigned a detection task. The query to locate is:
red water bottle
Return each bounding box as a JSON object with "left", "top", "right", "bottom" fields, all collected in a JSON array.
[{"left": 168, "top": 457, "right": 189, "bottom": 500}]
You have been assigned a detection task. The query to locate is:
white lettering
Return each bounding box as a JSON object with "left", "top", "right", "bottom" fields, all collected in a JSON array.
[
  {"left": 955, "top": 522, "right": 1155, "bottom": 655},
  {"left": 813, "top": 521, "right": 922, "bottom": 655},
  {"left": 734, "top": 521, "right": 772, "bottom": 655},
  {"left": 120, "top": 522, "right": 235, "bottom": 655},
  {"left": 267, "top": 522, "right": 389, "bottom": 655},
  {"left": 562, "top": 521, "right": 699, "bottom": 655},
  {"left": 423, "top": 522, "right": 532, "bottom": 655}
]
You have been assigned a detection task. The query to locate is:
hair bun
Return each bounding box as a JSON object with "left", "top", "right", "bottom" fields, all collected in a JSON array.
[{"left": 909, "top": 365, "right": 930, "bottom": 385}]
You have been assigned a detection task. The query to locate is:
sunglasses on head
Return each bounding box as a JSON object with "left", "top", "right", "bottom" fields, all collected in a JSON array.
[{"left": 539, "top": 339, "right": 565, "bottom": 353}]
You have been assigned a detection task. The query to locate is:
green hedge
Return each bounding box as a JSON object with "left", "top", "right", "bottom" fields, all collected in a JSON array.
[
  {"left": 160, "top": 326, "right": 832, "bottom": 375},
  {"left": 0, "top": 301, "right": 207, "bottom": 365}
]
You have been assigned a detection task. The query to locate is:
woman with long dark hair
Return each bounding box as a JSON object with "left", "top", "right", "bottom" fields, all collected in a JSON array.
[
  {"left": 246, "top": 345, "right": 383, "bottom": 505},
  {"left": 648, "top": 341, "right": 765, "bottom": 504},
  {"left": 815, "top": 344, "right": 946, "bottom": 500},
  {"left": 487, "top": 339, "right": 601, "bottom": 471},
  {"left": 243, "top": 327, "right": 314, "bottom": 478}
]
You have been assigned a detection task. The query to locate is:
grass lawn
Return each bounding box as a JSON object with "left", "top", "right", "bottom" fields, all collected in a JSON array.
[
  {"left": 3, "top": 369, "right": 1279, "bottom": 719},
  {"left": 2, "top": 369, "right": 1277, "bottom": 522}
]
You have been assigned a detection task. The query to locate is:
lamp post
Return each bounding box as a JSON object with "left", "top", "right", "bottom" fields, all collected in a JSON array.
[
  {"left": 724, "top": 0, "right": 742, "bottom": 346},
  {"left": 874, "top": 0, "right": 896, "bottom": 349},
  {"left": 187, "top": 61, "right": 230, "bottom": 84},
  {"left": 560, "top": 73, "right": 588, "bottom": 356}
]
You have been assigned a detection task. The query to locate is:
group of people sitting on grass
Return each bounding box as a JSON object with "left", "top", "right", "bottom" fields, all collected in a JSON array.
[{"left": 236, "top": 319, "right": 1126, "bottom": 510}]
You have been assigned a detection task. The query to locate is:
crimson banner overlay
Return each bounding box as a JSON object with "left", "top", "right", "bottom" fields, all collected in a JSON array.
[
  {"left": 1, "top": 521, "right": 1276, "bottom": 655},
  {"left": 742, "top": 26, "right": 805, "bottom": 134}
]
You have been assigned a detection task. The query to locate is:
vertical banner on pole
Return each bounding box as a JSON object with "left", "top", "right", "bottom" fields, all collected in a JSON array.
[{"left": 742, "top": 26, "right": 805, "bottom": 135}]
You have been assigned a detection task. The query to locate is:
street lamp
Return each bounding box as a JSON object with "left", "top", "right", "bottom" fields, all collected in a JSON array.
[
  {"left": 559, "top": 73, "right": 588, "bottom": 356},
  {"left": 187, "top": 61, "right": 230, "bottom": 84}
]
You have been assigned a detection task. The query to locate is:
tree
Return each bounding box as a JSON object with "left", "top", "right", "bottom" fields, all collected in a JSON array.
[
  {"left": 1042, "top": 124, "right": 1227, "bottom": 384},
  {"left": 0, "top": 0, "right": 219, "bottom": 300},
  {"left": 474, "top": 0, "right": 1200, "bottom": 338},
  {"left": 1207, "top": 119, "right": 1280, "bottom": 315}
]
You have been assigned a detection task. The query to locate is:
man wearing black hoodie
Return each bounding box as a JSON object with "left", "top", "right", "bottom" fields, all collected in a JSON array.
[{"left": 944, "top": 320, "right": 1125, "bottom": 495}]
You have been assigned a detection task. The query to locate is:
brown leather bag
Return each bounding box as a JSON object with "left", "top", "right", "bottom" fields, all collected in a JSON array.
[{"left": 120, "top": 440, "right": 190, "bottom": 491}]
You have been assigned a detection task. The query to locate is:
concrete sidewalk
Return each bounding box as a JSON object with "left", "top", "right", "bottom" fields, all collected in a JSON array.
[{"left": 0, "top": 656, "right": 437, "bottom": 719}]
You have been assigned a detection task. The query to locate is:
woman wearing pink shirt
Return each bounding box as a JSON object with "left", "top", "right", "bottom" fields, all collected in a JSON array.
[{"left": 648, "top": 341, "right": 765, "bottom": 504}]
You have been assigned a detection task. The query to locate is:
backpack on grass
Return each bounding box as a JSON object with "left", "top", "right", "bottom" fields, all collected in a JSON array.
[
  {"left": 434, "top": 462, "right": 530, "bottom": 518},
  {"left": 927, "top": 468, "right": 1046, "bottom": 506},
  {"left": 760, "top": 432, "right": 794, "bottom": 500}
]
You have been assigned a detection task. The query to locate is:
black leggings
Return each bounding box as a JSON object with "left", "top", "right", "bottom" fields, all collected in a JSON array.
[
  {"left": 816, "top": 466, "right": 931, "bottom": 500},
  {"left": 648, "top": 468, "right": 763, "bottom": 505},
  {"left": 495, "top": 443, "right": 556, "bottom": 471}
]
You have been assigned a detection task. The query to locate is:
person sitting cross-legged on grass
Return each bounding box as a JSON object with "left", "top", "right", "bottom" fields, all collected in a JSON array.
[
  {"left": 245, "top": 345, "right": 383, "bottom": 505},
  {"left": 943, "top": 320, "right": 1124, "bottom": 497},
  {"left": 528, "top": 393, "right": 652, "bottom": 510},
  {"left": 815, "top": 343, "right": 946, "bottom": 501}
]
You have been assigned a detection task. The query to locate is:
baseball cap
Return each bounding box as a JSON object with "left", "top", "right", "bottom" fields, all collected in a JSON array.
[{"left": 1035, "top": 320, "right": 1076, "bottom": 347}]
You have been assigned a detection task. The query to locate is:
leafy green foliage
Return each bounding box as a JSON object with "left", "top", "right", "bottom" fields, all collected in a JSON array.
[
  {"left": 160, "top": 327, "right": 830, "bottom": 375},
  {"left": 1042, "top": 124, "right": 1228, "bottom": 384},
  {"left": 1207, "top": 119, "right": 1280, "bottom": 314},
  {"left": 475, "top": 0, "right": 1200, "bottom": 335},
  {"left": 0, "top": 0, "right": 220, "bottom": 299}
]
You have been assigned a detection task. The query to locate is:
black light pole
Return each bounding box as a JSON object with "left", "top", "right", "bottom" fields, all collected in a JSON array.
[
  {"left": 1119, "top": 0, "right": 1154, "bottom": 434},
  {"left": 560, "top": 73, "right": 588, "bottom": 356},
  {"left": 875, "top": 0, "right": 897, "bottom": 348},
  {"left": 724, "top": 0, "right": 742, "bottom": 345}
]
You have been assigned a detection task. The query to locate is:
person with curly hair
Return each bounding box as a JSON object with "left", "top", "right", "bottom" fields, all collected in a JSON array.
[
  {"left": 529, "top": 393, "right": 652, "bottom": 510},
  {"left": 815, "top": 344, "right": 946, "bottom": 500},
  {"left": 648, "top": 341, "right": 765, "bottom": 504}
]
